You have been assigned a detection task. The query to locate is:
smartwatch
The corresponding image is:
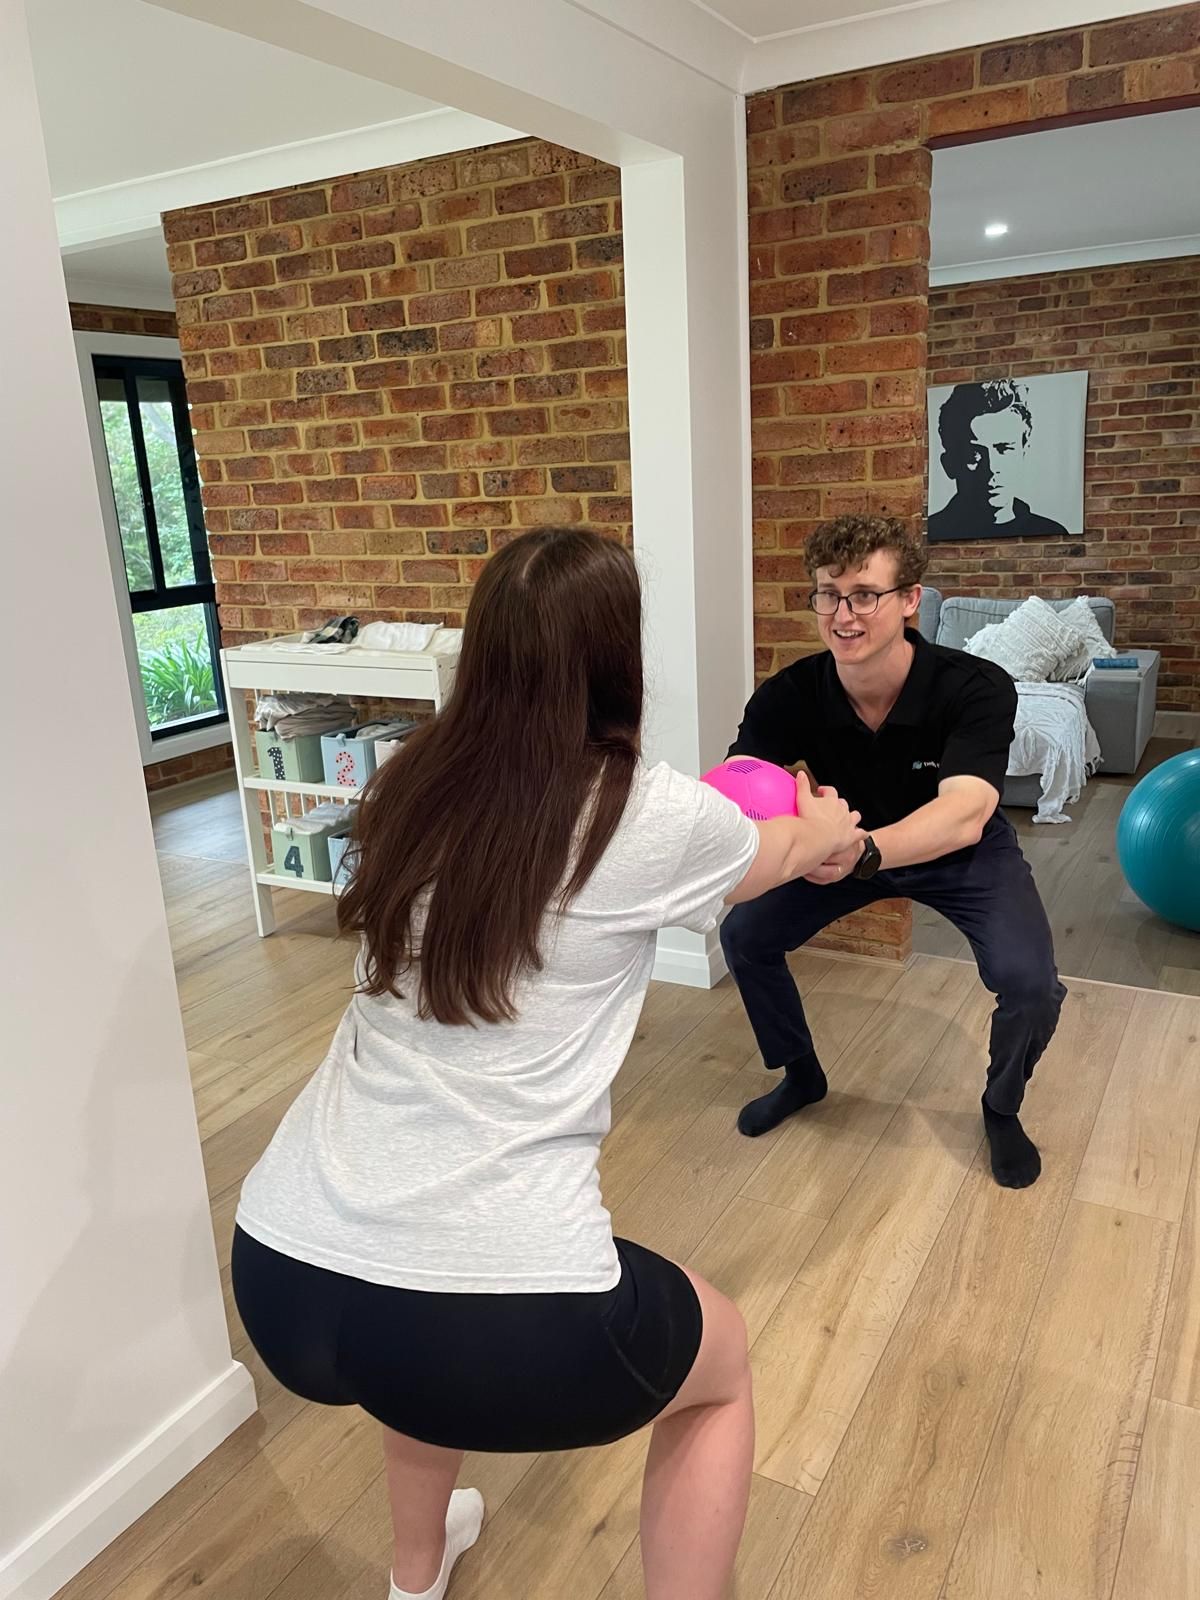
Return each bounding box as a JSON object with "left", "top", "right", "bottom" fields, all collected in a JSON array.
[{"left": 852, "top": 835, "right": 882, "bottom": 880}]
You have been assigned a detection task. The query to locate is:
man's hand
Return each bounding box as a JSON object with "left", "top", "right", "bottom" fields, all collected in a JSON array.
[{"left": 804, "top": 840, "right": 865, "bottom": 885}]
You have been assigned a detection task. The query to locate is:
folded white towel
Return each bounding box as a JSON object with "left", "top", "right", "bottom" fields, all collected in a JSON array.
[
  {"left": 357, "top": 620, "right": 442, "bottom": 652},
  {"left": 274, "top": 802, "right": 353, "bottom": 837},
  {"left": 429, "top": 627, "right": 463, "bottom": 656}
]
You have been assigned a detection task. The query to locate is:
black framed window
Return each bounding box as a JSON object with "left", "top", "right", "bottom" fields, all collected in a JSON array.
[{"left": 93, "top": 355, "right": 226, "bottom": 740}]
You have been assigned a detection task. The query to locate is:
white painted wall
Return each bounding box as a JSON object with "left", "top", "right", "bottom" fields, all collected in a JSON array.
[{"left": 0, "top": 5, "right": 254, "bottom": 1596}]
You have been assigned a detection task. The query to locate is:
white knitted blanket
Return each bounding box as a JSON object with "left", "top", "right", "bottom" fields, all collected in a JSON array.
[{"left": 1009, "top": 681, "right": 1101, "bottom": 824}]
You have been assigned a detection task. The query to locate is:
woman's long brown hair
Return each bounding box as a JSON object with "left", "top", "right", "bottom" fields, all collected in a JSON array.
[{"left": 337, "top": 527, "right": 643, "bottom": 1025}]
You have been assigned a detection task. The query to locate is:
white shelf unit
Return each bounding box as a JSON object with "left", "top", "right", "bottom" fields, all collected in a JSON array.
[{"left": 221, "top": 635, "right": 458, "bottom": 936}]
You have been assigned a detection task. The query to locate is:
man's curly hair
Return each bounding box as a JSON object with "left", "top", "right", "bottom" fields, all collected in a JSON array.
[{"left": 804, "top": 515, "right": 929, "bottom": 589}]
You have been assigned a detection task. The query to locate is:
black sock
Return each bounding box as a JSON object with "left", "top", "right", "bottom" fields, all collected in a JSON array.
[
  {"left": 737, "top": 1054, "right": 828, "bottom": 1138},
  {"left": 982, "top": 1098, "right": 1041, "bottom": 1189}
]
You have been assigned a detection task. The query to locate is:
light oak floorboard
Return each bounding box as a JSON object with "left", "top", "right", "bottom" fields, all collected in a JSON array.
[
  {"left": 766, "top": 979, "right": 1133, "bottom": 1600},
  {"left": 598, "top": 987, "right": 759, "bottom": 1212},
  {"left": 1074, "top": 988, "right": 1200, "bottom": 1221},
  {"left": 943, "top": 1200, "right": 1175, "bottom": 1600},
  {"left": 686, "top": 1196, "right": 826, "bottom": 1346},
  {"left": 742, "top": 956, "right": 976, "bottom": 1221},
  {"left": 98, "top": 1405, "right": 385, "bottom": 1600},
  {"left": 752, "top": 985, "right": 990, "bottom": 1496},
  {"left": 1155, "top": 1134, "right": 1200, "bottom": 1409},
  {"left": 1110, "top": 1397, "right": 1200, "bottom": 1600},
  {"left": 595, "top": 1474, "right": 811, "bottom": 1600}
]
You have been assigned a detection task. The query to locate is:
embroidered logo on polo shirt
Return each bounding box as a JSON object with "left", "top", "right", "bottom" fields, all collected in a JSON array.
[{"left": 912, "top": 760, "right": 940, "bottom": 770}]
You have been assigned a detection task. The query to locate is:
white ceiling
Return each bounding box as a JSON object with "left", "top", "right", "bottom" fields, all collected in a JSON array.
[
  {"left": 61, "top": 232, "right": 176, "bottom": 311},
  {"left": 682, "top": 0, "right": 932, "bottom": 39},
  {"left": 26, "top": 0, "right": 441, "bottom": 197},
  {"left": 931, "top": 107, "right": 1200, "bottom": 284}
]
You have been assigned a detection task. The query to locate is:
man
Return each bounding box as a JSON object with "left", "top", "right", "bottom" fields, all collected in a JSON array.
[
  {"left": 722, "top": 515, "right": 1065, "bottom": 1189},
  {"left": 927, "top": 379, "right": 1067, "bottom": 542}
]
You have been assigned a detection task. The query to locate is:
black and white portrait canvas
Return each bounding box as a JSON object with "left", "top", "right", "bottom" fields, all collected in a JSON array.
[{"left": 926, "top": 371, "right": 1088, "bottom": 543}]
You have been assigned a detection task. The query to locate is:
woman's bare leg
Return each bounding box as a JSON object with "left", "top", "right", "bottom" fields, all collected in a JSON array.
[
  {"left": 381, "top": 1427, "right": 467, "bottom": 1593},
  {"left": 639, "top": 1270, "right": 754, "bottom": 1600}
]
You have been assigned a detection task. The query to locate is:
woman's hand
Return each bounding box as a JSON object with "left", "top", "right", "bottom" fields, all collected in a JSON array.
[
  {"left": 795, "top": 774, "right": 863, "bottom": 863},
  {"left": 726, "top": 777, "right": 864, "bottom": 905},
  {"left": 804, "top": 841, "right": 865, "bottom": 885}
]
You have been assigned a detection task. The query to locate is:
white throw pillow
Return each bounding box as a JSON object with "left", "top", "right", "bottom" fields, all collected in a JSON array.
[
  {"left": 963, "top": 619, "right": 1051, "bottom": 681},
  {"left": 1054, "top": 597, "right": 1117, "bottom": 679},
  {"left": 964, "top": 596, "right": 1087, "bottom": 683}
]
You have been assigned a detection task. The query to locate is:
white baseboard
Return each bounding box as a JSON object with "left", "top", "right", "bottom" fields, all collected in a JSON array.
[
  {"left": 1, "top": 1362, "right": 257, "bottom": 1600},
  {"left": 652, "top": 927, "right": 727, "bottom": 988}
]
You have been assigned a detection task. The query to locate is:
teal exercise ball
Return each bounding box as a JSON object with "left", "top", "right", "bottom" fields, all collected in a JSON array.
[{"left": 1116, "top": 749, "right": 1200, "bottom": 933}]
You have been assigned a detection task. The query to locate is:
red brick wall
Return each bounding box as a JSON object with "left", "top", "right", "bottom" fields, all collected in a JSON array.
[
  {"left": 746, "top": 102, "right": 930, "bottom": 683},
  {"left": 748, "top": 5, "right": 1200, "bottom": 679},
  {"left": 929, "top": 259, "right": 1199, "bottom": 709},
  {"left": 164, "top": 138, "right": 627, "bottom": 648},
  {"left": 748, "top": 2, "right": 1200, "bottom": 959},
  {"left": 70, "top": 302, "right": 178, "bottom": 338},
  {"left": 145, "top": 741, "right": 235, "bottom": 793}
]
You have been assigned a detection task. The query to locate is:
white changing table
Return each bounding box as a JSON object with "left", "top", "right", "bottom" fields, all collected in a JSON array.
[{"left": 220, "top": 634, "right": 458, "bottom": 936}]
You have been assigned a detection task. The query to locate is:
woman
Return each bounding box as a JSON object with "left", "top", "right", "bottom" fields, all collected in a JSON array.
[{"left": 232, "top": 528, "right": 861, "bottom": 1600}]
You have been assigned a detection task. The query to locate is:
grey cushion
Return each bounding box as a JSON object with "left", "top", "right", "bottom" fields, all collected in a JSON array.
[
  {"left": 917, "top": 586, "right": 943, "bottom": 643},
  {"left": 933, "top": 594, "right": 1115, "bottom": 652},
  {"left": 913, "top": 587, "right": 1155, "bottom": 792}
]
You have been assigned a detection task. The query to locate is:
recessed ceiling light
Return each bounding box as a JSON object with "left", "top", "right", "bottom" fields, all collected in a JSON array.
[{"left": 984, "top": 222, "right": 1009, "bottom": 238}]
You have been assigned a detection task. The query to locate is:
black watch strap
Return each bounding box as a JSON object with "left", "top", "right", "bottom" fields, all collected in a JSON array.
[{"left": 853, "top": 835, "right": 882, "bottom": 880}]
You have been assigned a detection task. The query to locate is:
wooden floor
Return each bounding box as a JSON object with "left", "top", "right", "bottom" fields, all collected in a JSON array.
[
  {"left": 56, "top": 775, "right": 1200, "bottom": 1600},
  {"left": 914, "top": 721, "right": 1200, "bottom": 995}
]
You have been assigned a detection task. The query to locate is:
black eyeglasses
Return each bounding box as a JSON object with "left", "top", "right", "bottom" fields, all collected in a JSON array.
[{"left": 808, "top": 585, "right": 909, "bottom": 617}]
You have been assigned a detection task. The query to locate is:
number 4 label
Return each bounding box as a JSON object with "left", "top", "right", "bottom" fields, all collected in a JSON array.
[{"left": 283, "top": 845, "right": 304, "bottom": 877}]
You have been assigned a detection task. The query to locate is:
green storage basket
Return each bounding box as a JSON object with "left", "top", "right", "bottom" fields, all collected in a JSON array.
[
  {"left": 272, "top": 818, "right": 335, "bottom": 882},
  {"left": 256, "top": 729, "right": 328, "bottom": 784}
]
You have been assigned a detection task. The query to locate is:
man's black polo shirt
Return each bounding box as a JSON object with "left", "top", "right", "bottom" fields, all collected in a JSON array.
[{"left": 728, "top": 629, "right": 1017, "bottom": 833}]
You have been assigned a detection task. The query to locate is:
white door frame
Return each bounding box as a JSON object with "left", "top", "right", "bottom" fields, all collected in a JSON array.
[{"left": 74, "top": 328, "right": 232, "bottom": 767}]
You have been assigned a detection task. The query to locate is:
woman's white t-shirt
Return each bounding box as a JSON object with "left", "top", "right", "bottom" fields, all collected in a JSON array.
[{"left": 236, "top": 761, "right": 760, "bottom": 1294}]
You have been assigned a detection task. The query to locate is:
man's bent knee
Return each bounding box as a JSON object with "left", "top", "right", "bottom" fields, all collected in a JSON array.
[
  {"left": 719, "top": 904, "right": 770, "bottom": 972},
  {"left": 992, "top": 963, "right": 1065, "bottom": 1015}
]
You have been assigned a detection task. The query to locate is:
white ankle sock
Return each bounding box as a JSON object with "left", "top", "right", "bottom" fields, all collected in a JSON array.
[{"left": 389, "top": 1488, "right": 484, "bottom": 1600}]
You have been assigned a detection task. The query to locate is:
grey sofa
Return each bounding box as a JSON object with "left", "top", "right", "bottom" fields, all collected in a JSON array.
[{"left": 918, "top": 589, "right": 1159, "bottom": 805}]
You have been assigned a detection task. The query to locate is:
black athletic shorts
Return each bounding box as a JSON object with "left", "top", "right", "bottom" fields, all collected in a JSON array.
[{"left": 231, "top": 1227, "right": 703, "bottom": 1452}]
